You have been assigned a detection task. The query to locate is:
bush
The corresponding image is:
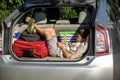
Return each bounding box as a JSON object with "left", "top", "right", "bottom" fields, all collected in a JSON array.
[
  {"left": 0, "top": 0, "right": 23, "bottom": 26},
  {"left": 60, "top": 7, "right": 78, "bottom": 19}
]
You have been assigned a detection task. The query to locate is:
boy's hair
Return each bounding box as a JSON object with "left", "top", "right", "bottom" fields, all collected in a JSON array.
[{"left": 77, "top": 29, "right": 89, "bottom": 39}]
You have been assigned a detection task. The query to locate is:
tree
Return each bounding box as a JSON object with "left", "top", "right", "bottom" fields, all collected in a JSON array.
[
  {"left": 60, "top": 7, "right": 78, "bottom": 19},
  {"left": 0, "top": 0, "right": 23, "bottom": 26}
]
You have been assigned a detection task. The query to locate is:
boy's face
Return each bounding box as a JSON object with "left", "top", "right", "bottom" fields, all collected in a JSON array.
[{"left": 76, "top": 34, "right": 83, "bottom": 42}]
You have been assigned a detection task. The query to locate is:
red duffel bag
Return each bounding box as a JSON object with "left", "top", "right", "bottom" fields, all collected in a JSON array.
[{"left": 12, "top": 40, "right": 48, "bottom": 58}]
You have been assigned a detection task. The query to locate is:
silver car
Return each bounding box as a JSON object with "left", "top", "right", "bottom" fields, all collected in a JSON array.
[{"left": 0, "top": 0, "right": 120, "bottom": 80}]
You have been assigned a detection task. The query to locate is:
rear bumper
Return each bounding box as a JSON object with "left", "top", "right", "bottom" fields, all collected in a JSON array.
[{"left": 0, "top": 54, "right": 113, "bottom": 80}]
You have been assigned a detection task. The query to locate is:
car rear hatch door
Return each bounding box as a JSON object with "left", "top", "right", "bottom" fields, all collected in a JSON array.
[
  {"left": 24, "top": 0, "right": 96, "bottom": 3},
  {"left": 23, "top": 0, "right": 97, "bottom": 6}
]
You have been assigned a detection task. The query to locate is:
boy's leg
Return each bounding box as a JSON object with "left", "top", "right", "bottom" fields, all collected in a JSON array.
[
  {"left": 34, "top": 24, "right": 56, "bottom": 40},
  {"left": 34, "top": 25, "right": 58, "bottom": 57},
  {"left": 47, "top": 35, "right": 58, "bottom": 57},
  {"left": 43, "top": 28, "right": 56, "bottom": 40},
  {"left": 44, "top": 28, "right": 58, "bottom": 56}
]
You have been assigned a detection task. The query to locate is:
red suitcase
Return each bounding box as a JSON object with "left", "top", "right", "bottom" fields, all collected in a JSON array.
[{"left": 12, "top": 40, "right": 48, "bottom": 58}]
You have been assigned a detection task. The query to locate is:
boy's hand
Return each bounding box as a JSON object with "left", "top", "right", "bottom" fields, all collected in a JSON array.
[{"left": 57, "top": 42, "right": 65, "bottom": 49}]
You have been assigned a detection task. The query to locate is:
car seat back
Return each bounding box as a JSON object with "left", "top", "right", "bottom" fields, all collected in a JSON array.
[{"left": 34, "top": 12, "right": 47, "bottom": 24}]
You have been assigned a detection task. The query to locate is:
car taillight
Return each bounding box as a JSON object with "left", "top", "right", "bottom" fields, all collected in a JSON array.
[{"left": 95, "top": 24, "right": 109, "bottom": 56}]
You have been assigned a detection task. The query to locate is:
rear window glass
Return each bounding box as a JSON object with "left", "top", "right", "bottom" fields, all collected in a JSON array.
[{"left": 17, "top": 6, "right": 92, "bottom": 24}]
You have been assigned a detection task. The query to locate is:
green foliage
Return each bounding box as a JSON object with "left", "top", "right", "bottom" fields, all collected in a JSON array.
[
  {"left": 0, "top": 1, "right": 79, "bottom": 26},
  {"left": 0, "top": 0, "right": 23, "bottom": 25},
  {"left": 60, "top": 7, "right": 78, "bottom": 19}
]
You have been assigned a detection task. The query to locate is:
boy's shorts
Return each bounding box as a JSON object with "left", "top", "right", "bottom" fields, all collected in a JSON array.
[{"left": 47, "top": 35, "right": 58, "bottom": 57}]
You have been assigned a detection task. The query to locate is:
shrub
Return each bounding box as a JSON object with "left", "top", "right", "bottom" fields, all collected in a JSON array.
[{"left": 0, "top": 0, "right": 23, "bottom": 26}]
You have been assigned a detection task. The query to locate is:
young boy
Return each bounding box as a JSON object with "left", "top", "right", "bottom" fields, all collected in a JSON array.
[
  {"left": 34, "top": 24, "right": 88, "bottom": 59},
  {"left": 57, "top": 29, "right": 88, "bottom": 59}
]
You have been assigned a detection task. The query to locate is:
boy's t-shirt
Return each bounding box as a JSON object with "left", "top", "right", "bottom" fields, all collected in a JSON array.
[
  {"left": 65, "top": 42, "right": 80, "bottom": 54},
  {"left": 57, "top": 41, "right": 88, "bottom": 59},
  {"left": 70, "top": 41, "right": 88, "bottom": 59}
]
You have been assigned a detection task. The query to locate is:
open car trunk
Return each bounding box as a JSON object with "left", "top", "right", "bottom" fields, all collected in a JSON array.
[{"left": 11, "top": 5, "right": 94, "bottom": 61}]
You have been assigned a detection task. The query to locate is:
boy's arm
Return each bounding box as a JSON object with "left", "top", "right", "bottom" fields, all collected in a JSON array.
[
  {"left": 71, "top": 42, "right": 88, "bottom": 59},
  {"left": 61, "top": 47, "right": 72, "bottom": 58},
  {"left": 57, "top": 42, "right": 72, "bottom": 58}
]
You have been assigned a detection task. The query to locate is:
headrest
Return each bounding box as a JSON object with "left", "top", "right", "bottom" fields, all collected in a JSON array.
[
  {"left": 78, "top": 11, "right": 91, "bottom": 24},
  {"left": 56, "top": 20, "right": 70, "bottom": 24},
  {"left": 78, "top": 11, "right": 87, "bottom": 24},
  {"left": 34, "top": 12, "right": 47, "bottom": 24}
]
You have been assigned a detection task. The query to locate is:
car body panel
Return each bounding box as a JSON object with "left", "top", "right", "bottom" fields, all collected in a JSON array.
[
  {"left": 23, "top": 0, "right": 97, "bottom": 10},
  {"left": 24, "top": 0, "right": 96, "bottom": 3},
  {"left": 0, "top": 54, "right": 113, "bottom": 80}
]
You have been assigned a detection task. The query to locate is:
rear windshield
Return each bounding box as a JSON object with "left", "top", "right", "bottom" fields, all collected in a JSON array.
[{"left": 12, "top": 5, "right": 93, "bottom": 61}]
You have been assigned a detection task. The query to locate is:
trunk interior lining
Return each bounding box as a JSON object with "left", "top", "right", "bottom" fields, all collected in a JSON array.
[{"left": 12, "top": 23, "right": 90, "bottom": 61}]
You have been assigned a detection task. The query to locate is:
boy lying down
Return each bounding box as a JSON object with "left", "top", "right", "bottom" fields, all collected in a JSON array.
[
  {"left": 27, "top": 17, "right": 88, "bottom": 59},
  {"left": 34, "top": 24, "right": 88, "bottom": 59}
]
